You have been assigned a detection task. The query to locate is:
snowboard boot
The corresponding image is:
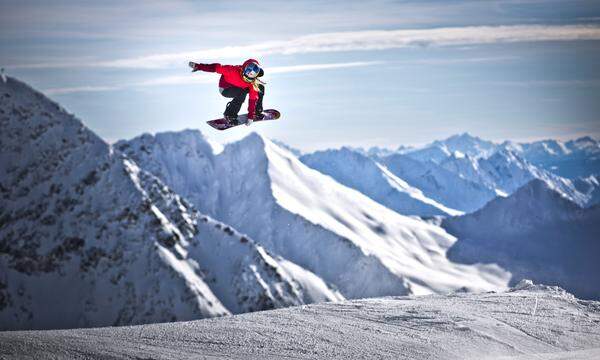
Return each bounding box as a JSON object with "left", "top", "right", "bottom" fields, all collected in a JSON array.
[
  {"left": 224, "top": 114, "right": 239, "bottom": 125},
  {"left": 224, "top": 101, "right": 240, "bottom": 125},
  {"left": 254, "top": 101, "right": 265, "bottom": 120}
]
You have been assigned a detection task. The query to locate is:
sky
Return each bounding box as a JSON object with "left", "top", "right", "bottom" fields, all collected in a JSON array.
[{"left": 1, "top": 0, "right": 600, "bottom": 151}]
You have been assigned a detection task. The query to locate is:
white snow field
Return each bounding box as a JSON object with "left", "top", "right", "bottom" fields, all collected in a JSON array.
[
  {"left": 118, "top": 131, "right": 510, "bottom": 300},
  {"left": 378, "top": 152, "right": 498, "bottom": 213},
  {"left": 299, "top": 147, "right": 463, "bottom": 216},
  {"left": 1, "top": 281, "right": 599, "bottom": 360},
  {"left": 0, "top": 76, "right": 341, "bottom": 331}
]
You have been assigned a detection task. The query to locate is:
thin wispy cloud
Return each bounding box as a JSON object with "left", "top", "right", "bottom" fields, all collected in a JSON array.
[
  {"left": 10, "top": 24, "right": 600, "bottom": 70},
  {"left": 489, "top": 79, "right": 600, "bottom": 87},
  {"left": 43, "top": 61, "right": 382, "bottom": 95},
  {"left": 44, "top": 85, "right": 122, "bottom": 95}
]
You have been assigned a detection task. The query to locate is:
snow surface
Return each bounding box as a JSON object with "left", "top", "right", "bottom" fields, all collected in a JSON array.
[
  {"left": 118, "top": 131, "right": 510, "bottom": 300},
  {"left": 0, "top": 76, "right": 339, "bottom": 331},
  {"left": 376, "top": 135, "right": 594, "bottom": 209},
  {"left": 3, "top": 75, "right": 599, "bottom": 336},
  {"left": 300, "top": 147, "right": 463, "bottom": 216},
  {"left": 403, "top": 132, "right": 600, "bottom": 180},
  {"left": 573, "top": 175, "right": 600, "bottom": 207},
  {"left": 387, "top": 133, "right": 599, "bottom": 207},
  {"left": 2, "top": 283, "right": 599, "bottom": 359},
  {"left": 501, "top": 138, "right": 600, "bottom": 179},
  {"left": 378, "top": 152, "right": 498, "bottom": 212}
]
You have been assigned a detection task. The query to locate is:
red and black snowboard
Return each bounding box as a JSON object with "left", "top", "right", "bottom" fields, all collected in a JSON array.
[{"left": 207, "top": 109, "right": 281, "bottom": 131}]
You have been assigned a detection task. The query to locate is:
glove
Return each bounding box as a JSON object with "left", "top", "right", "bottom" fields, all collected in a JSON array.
[
  {"left": 247, "top": 112, "right": 256, "bottom": 126},
  {"left": 189, "top": 62, "right": 198, "bottom": 72}
]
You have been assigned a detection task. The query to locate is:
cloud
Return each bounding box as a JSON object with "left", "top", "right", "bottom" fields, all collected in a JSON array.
[
  {"left": 10, "top": 24, "right": 600, "bottom": 70},
  {"left": 489, "top": 79, "right": 600, "bottom": 87},
  {"left": 44, "top": 85, "right": 122, "bottom": 95},
  {"left": 269, "top": 61, "right": 382, "bottom": 74},
  {"left": 42, "top": 61, "right": 382, "bottom": 95}
]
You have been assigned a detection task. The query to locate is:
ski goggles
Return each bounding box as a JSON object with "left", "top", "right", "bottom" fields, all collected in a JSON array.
[{"left": 243, "top": 63, "right": 261, "bottom": 79}]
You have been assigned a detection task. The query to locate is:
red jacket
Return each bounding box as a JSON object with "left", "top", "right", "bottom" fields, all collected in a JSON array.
[{"left": 194, "top": 59, "right": 260, "bottom": 116}]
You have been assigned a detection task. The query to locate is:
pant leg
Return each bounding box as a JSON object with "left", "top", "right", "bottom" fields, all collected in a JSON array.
[
  {"left": 255, "top": 84, "right": 265, "bottom": 113},
  {"left": 220, "top": 87, "right": 247, "bottom": 116}
]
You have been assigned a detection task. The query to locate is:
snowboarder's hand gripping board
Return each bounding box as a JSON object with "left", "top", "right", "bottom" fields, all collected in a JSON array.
[{"left": 207, "top": 109, "right": 280, "bottom": 131}]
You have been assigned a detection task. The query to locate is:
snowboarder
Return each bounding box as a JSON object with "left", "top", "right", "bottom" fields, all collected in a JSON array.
[{"left": 189, "top": 59, "right": 265, "bottom": 126}]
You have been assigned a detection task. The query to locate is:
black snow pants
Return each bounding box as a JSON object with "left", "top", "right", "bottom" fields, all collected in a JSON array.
[{"left": 220, "top": 84, "right": 264, "bottom": 117}]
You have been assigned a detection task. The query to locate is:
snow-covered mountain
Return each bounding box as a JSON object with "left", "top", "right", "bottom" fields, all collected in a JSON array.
[
  {"left": 351, "top": 145, "right": 412, "bottom": 158},
  {"left": 501, "top": 137, "right": 600, "bottom": 179},
  {"left": 443, "top": 179, "right": 600, "bottom": 300},
  {"left": 117, "top": 131, "right": 510, "bottom": 299},
  {"left": 0, "top": 77, "right": 340, "bottom": 331},
  {"left": 403, "top": 132, "right": 599, "bottom": 180},
  {"left": 299, "top": 147, "right": 462, "bottom": 217},
  {"left": 377, "top": 153, "right": 498, "bottom": 212},
  {"left": 4, "top": 281, "right": 600, "bottom": 360},
  {"left": 438, "top": 148, "right": 590, "bottom": 206},
  {"left": 573, "top": 175, "right": 600, "bottom": 207},
  {"left": 405, "top": 133, "right": 497, "bottom": 164}
]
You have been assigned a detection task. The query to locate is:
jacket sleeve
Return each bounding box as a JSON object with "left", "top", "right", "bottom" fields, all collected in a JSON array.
[
  {"left": 215, "top": 65, "right": 240, "bottom": 77},
  {"left": 193, "top": 63, "right": 222, "bottom": 72}
]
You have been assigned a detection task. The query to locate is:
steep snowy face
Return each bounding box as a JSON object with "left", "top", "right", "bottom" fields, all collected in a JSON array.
[
  {"left": 405, "top": 133, "right": 497, "bottom": 164},
  {"left": 300, "top": 147, "right": 462, "bottom": 217},
  {"left": 431, "top": 133, "right": 497, "bottom": 158},
  {"left": 405, "top": 133, "right": 599, "bottom": 180},
  {"left": 443, "top": 179, "right": 600, "bottom": 300},
  {"left": 0, "top": 77, "right": 230, "bottom": 330},
  {"left": 226, "top": 135, "right": 509, "bottom": 297},
  {"left": 116, "top": 131, "right": 345, "bottom": 307},
  {"left": 435, "top": 148, "right": 588, "bottom": 207},
  {"left": 0, "top": 77, "right": 332, "bottom": 331},
  {"left": 573, "top": 175, "right": 600, "bottom": 207},
  {"left": 403, "top": 144, "right": 452, "bottom": 164},
  {"left": 477, "top": 149, "right": 588, "bottom": 205},
  {"left": 271, "top": 139, "right": 302, "bottom": 157},
  {"left": 379, "top": 153, "right": 497, "bottom": 212},
  {"left": 126, "top": 162, "right": 343, "bottom": 315},
  {"left": 500, "top": 137, "right": 600, "bottom": 179},
  {"left": 121, "top": 131, "right": 509, "bottom": 299},
  {"left": 115, "top": 131, "right": 219, "bottom": 216}
]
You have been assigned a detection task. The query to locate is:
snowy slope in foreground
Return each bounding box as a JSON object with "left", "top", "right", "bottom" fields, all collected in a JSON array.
[
  {"left": 2, "top": 281, "right": 599, "bottom": 360},
  {"left": 119, "top": 131, "right": 510, "bottom": 299},
  {"left": 300, "top": 147, "right": 463, "bottom": 216}
]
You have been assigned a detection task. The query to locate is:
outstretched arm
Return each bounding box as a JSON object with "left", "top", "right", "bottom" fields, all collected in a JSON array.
[{"left": 188, "top": 62, "right": 223, "bottom": 73}]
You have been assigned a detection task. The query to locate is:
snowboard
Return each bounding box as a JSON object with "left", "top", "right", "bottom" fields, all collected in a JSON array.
[{"left": 207, "top": 109, "right": 281, "bottom": 131}]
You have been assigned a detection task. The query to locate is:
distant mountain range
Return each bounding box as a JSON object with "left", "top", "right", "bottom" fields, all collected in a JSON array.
[
  {"left": 1, "top": 76, "right": 598, "bottom": 331},
  {"left": 314, "top": 132, "right": 599, "bottom": 213}
]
